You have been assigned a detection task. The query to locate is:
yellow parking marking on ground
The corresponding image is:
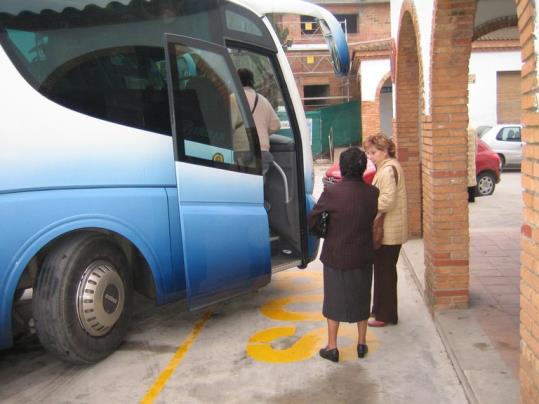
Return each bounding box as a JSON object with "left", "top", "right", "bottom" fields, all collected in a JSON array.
[
  {"left": 140, "top": 310, "right": 212, "bottom": 404},
  {"left": 247, "top": 325, "right": 379, "bottom": 363},
  {"left": 247, "top": 326, "right": 323, "bottom": 363},
  {"left": 271, "top": 271, "right": 322, "bottom": 293},
  {"left": 260, "top": 294, "right": 324, "bottom": 321},
  {"left": 247, "top": 271, "right": 380, "bottom": 363}
]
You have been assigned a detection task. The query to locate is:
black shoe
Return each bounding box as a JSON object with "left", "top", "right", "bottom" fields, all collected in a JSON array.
[
  {"left": 319, "top": 347, "right": 339, "bottom": 362},
  {"left": 357, "top": 344, "right": 368, "bottom": 358}
]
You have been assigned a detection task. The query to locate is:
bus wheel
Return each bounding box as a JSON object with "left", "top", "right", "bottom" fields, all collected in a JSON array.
[
  {"left": 13, "top": 289, "right": 25, "bottom": 301},
  {"left": 33, "top": 234, "right": 132, "bottom": 364}
]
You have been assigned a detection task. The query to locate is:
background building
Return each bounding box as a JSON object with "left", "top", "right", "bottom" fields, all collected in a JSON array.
[
  {"left": 273, "top": 0, "right": 389, "bottom": 111},
  {"left": 277, "top": 1, "right": 521, "bottom": 139}
]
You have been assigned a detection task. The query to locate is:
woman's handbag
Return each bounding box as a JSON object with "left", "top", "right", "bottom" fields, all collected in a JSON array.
[
  {"left": 310, "top": 211, "right": 329, "bottom": 238},
  {"left": 372, "top": 213, "right": 385, "bottom": 250}
]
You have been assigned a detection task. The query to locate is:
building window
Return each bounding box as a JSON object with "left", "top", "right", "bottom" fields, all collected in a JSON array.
[
  {"left": 335, "top": 14, "right": 358, "bottom": 34},
  {"left": 301, "top": 14, "right": 358, "bottom": 35},
  {"left": 304, "top": 84, "right": 329, "bottom": 108},
  {"left": 300, "top": 15, "right": 317, "bottom": 35}
]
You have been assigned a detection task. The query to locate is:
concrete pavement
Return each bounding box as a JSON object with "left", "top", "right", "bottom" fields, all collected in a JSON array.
[
  {"left": 145, "top": 258, "right": 469, "bottom": 403},
  {"left": 400, "top": 170, "right": 522, "bottom": 404},
  {"left": 1, "top": 254, "right": 468, "bottom": 403},
  {"left": 402, "top": 239, "right": 519, "bottom": 404}
]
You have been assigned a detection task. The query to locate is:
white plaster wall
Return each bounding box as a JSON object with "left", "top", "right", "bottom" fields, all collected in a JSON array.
[
  {"left": 468, "top": 50, "right": 522, "bottom": 128},
  {"left": 360, "top": 58, "right": 391, "bottom": 101},
  {"left": 380, "top": 90, "right": 394, "bottom": 136},
  {"left": 391, "top": 0, "right": 433, "bottom": 116}
]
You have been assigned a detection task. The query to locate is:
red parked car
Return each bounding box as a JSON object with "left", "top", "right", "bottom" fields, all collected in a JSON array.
[
  {"left": 475, "top": 138, "right": 502, "bottom": 196},
  {"left": 322, "top": 139, "right": 500, "bottom": 196},
  {"left": 322, "top": 157, "right": 376, "bottom": 186}
]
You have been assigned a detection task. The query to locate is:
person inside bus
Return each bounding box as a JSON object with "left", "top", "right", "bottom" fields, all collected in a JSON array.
[
  {"left": 237, "top": 68, "right": 281, "bottom": 176},
  {"left": 308, "top": 147, "right": 379, "bottom": 362}
]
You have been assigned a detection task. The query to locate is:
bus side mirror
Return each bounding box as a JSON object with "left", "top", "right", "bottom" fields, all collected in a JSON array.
[{"left": 318, "top": 18, "right": 350, "bottom": 76}]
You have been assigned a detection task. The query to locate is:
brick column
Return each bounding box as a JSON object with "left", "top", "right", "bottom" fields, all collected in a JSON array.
[
  {"left": 361, "top": 100, "right": 381, "bottom": 136},
  {"left": 424, "top": 0, "right": 475, "bottom": 310},
  {"left": 395, "top": 6, "right": 422, "bottom": 238},
  {"left": 517, "top": 0, "right": 539, "bottom": 400}
]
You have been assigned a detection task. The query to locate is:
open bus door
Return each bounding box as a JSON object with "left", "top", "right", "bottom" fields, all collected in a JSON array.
[{"left": 165, "top": 35, "right": 271, "bottom": 310}]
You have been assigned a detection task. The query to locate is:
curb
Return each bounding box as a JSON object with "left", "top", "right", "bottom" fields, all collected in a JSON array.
[
  {"left": 400, "top": 246, "right": 477, "bottom": 404},
  {"left": 400, "top": 244, "right": 519, "bottom": 404}
]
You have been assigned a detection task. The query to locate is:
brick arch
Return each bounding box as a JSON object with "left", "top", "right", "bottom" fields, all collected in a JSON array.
[
  {"left": 425, "top": 0, "right": 476, "bottom": 310},
  {"left": 395, "top": 0, "right": 423, "bottom": 238},
  {"left": 516, "top": 0, "right": 539, "bottom": 400},
  {"left": 473, "top": 15, "right": 518, "bottom": 40},
  {"left": 375, "top": 72, "right": 391, "bottom": 95},
  {"left": 367, "top": 71, "right": 391, "bottom": 132},
  {"left": 374, "top": 71, "right": 392, "bottom": 104},
  {"left": 373, "top": 72, "right": 393, "bottom": 138}
]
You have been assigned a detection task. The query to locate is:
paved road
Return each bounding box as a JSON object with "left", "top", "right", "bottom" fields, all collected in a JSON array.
[
  {"left": 469, "top": 170, "right": 522, "bottom": 230},
  {"left": 0, "top": 267, "right": 466, "bottom": 403},
  {"left": 468, "top": 170, "right": 522, "bottom": 376}
]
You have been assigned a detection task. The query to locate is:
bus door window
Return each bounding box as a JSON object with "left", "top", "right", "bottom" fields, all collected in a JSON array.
[
  {"left": 227, "top": 48, "right": 293, "bottom": 140},
  {"left": 167, "top": 42, "right": 259, "bottom": 172}
]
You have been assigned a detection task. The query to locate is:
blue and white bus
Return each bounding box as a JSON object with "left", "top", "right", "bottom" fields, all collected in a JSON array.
[{"left": 0, "top": 0, "right": 349, "bottom": 363}]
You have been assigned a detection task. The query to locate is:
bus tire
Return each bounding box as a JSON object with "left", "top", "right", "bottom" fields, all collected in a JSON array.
[
  {"left": 13, "top": 289, "right": 25, "bottom": 301},
  {"left": 33, "top": 233, "right": 132, "bottom": 364}
]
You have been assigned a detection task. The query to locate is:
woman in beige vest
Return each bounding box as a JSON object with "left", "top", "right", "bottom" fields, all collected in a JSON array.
[{"left": 363, "top": 134, "right": 408, "bottom": 327}]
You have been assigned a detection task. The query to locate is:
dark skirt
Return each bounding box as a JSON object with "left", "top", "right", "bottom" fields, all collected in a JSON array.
[{"left": 322, "top": 264, "right": 373, "bottom": 323}]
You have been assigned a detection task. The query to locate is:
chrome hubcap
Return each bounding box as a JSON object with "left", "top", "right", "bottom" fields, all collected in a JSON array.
[
  {"left": 76, "top": 260, "right": 125, "bottom": 337},
  {"left": 478, "top": 176, "right": 493, "bottom": 195}
]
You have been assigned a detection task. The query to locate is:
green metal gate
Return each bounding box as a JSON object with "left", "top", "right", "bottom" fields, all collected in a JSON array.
[{"left": 305, "top": 100, "right": 361, "bottom": 159}]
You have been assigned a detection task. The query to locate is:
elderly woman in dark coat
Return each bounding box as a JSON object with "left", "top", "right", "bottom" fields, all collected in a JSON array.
[{"left": 309, "top": 147, "right": 379, "bottom": 362}]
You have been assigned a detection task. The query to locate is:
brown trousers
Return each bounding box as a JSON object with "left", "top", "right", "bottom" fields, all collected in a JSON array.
[{"left": 371, "top": 244, "right": 401, "bottom": 324}]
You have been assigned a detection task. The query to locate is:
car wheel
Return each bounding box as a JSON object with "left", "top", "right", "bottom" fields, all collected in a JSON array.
[
  {"left": 498, "top": 154, "right": 506, "bottom": 171},
  {"left": 33, "top": 234, "right": 132, "bottom": 364},
  {"left": 476, "top": 172, "right": 496, "bottom": 196}
]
